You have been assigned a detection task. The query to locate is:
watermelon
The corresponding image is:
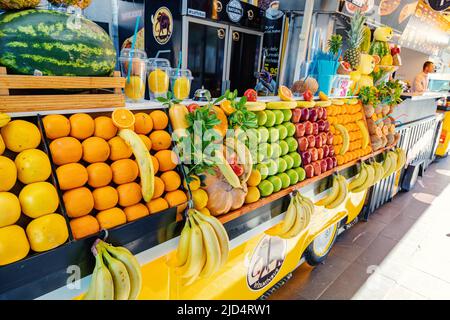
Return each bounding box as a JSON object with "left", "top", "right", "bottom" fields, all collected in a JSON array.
[
  {"left": 369, "top": 41, "right": 390, "bottom": 59},
  {"left": 0, "top": 10, "right": 116, "bottom": 76}
]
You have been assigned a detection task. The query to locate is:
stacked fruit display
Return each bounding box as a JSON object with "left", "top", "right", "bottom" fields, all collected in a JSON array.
[
  {"left": 0, "top": 115, "right": 69, "bottom": 266},
  {"left": 291, "top": 101, "right": 337, "bottom": 178},
  {"left": 253, "top": 106, "right": 306, "bottom": 198},
  {"left": 43, "top": 109, "right": 187, "bottom": 240},
  {"left": 327, "top": 99, "right": 372, "bottom": 166}
]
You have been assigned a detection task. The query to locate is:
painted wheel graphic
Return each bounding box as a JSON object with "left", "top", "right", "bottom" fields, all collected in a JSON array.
[{"left": 304, "top": 223, "right": 338, "bottom": 266}]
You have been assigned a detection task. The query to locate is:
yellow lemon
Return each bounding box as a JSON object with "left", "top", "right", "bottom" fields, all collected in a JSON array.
[
  {"left": 0, "top": 156, "right": 17, "bottom": 192},
  {"left": 124, "top": 75, "right": 145, "bottom": 101},
  {"left": 148, "top": 69, "right": 169, "bottom": 94},
  {"left": 173, "top": 76, "right": 190, "bottom": 100},
  {"left": 183, "top": 175, "right": 201, "bottom": 191},
  {"left": 1, "top": 120, "right": 41, "bottom": 153},
  {"left": 199, "top": 207, "right": 211, "bottom": 216},
  {"left": 0, "top": 112, "right": 11, "bottom": 127},
  {"left": 192, "top": 189, "right": 208, "bottom": 210},
  {"left": 0, "top": 225, "right": 30, "bottom": 266},
  {"left": 15, "top": 149, "right": 51, "bottom": 184},
  {"left": 0, "top": 192, "right": 21, "bottom": 228},
  {"left": 0, "top": 134, "right": 5, "bottom": 155},
  {"left": 245, "top": 186, "right": 260, "bottom": 204},
  {"left": 19, "top": 182, "right": 59, "bottom": 219},
  {"left": 247, "top": 169, "right": 262, "bottom": 187},
  {"left": 26, "top": 214, "right": 68, "bottom": 252}
]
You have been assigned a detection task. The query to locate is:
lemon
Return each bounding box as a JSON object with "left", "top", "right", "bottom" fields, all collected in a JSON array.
[
  {"left": 173, "top": 77, "right": 190, "bottom": 100},
  {"left": 247, "top": 169, "right": 262, "bottom": 187},
  {"left": 124, "top": 76, "right": 145, "bottom": 101},
  {"left": 0, "top": 192, "right": 21, "bottom": 228},
  {"left": 1, "top": 120, "right": 41, "bottom": 153},
  {"left": 19, "top": 182, "right": 59, "bottom": 219},
  {"left": 199, "top": 207, "right": 211, "bottom": 216},
  {"left": 192, "top": 189, "right": 208, "bottom": 210},
  {"left": 26, "top": 214, "right": 68, "bottom": 252},
  {"left": 0, "top": 225, "right": 30, "bottom": 266},
  {"left": 245, "top": 186, "right": 260, "bottom": 204},
  {"left": 0, "top": 156, "right": 17, "bottom": 192},
  {"left": 183, "top": 175, "right": 201, "bottom": 191},
  {"left": 15, "top": 149, "right": 51, "bottom": 184},
  {"left": 0, "top": 112, "right": 11, "bottom": 128},
  {"left": 0, "top": 134, "right": 4, "bottom": 155},
  {"left": 148, "top": 69, "right": 169, "bottom": 94}
]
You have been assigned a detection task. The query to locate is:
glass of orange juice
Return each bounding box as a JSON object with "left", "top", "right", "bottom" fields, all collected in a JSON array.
[
  {"left": 147, "top": 58, "right": 171, "bottom": 99},
  {"left": 119, "top": 49, "right": 147, "bottom": 102},
  {"left": 170, "top": 69, "right": 193, "bottom": 101}
]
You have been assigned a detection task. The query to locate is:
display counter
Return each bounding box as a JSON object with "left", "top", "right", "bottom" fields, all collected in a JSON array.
[{"left": 391, "top": 93, "right": 445, "bottom": 125}]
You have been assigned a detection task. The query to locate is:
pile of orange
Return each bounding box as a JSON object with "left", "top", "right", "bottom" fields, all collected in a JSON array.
[{"left": 44, "top": 109, "right": 187, "bottom": 240}]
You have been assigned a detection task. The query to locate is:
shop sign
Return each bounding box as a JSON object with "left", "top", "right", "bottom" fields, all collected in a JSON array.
[
  {"left": 187, "top": 8, "right": 206, "bottom": 18},
  {"left": 247, "top": 235, "right": 286, "bottom": 291},
  {"left": 151, "top": 7, "right": 173, "bottom": 45},
  {"left": 227, "top": 0, "right": 244, "bottom": 23}
]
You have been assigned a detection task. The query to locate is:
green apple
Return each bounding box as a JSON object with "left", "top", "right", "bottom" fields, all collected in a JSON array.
[
  {"left": 268, "top": 127, "right": 279, "bottom": 143},
  {"left": 258, "top": 143, "right": 273, "bottom": 160},
  {"left": 276, "top": 124, "right": 288, "bottom": 140},
  {"left": 264, "top": 110, "right": 276, "bottom": 127},
  {"left": 285, "top": 137, "right": 298, "bottom": 153},
  {"left": 285, "top": 122, "right": 296, "bottom": 137},
  {"left": 282, "top": 154, "right": 294, "bottom": 170},
  {"left": 268, "top": 176, "right": 282, "bottom": 193},
  {"left": 257, "top": 111, "right": 267, "bottom": 126},
  {"left": 266, "top": 159, "right": 278, "bottom": 176},
  {"left": 256, "top": 163, "right": 269, "bottom": 180},
  {"left": 246, "top": 128, "right": 259, "bottom": 146},
  {"left": 289, "top": 152, "right": 302, "bottom": 168},
  {"left": 282, "top": 109, "right": 292, "bottom": 122},
  {"left": 279, "top": 140, "right": 289, "bottom": 156},
  {"left": 286, "top": 169, "right": 299, "bottom": 185},
  {"left": 295, "top": 167, "right": 306, "bottom": 181},
  {"left": 277, "top": 172, "right": 291, "bottom": 189},
  {"left": 258, "top": 180, "right": 274, "bottom": 197},
  {"left": 258, "top": 127, "right": 269, "bottom": 143},
  {"left": 273, "top": 110, "right": 284, "bottom": 125},
  {"left": 277, "top": 157, "right": 287, "bottom": 173},
  {"left": 271, "top": 143, "right": 282, "bottom": 159}
]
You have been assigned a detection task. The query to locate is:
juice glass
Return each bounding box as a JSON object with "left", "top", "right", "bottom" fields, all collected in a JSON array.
[
  {"left": 147, "top": 58, "right": 171, "bottom": 99},
  {"left": 119, "top": 48, "right": 147, "bottom": 102},
  {"left": 170, "top": 69, "right": 193, "bottom": 101}
]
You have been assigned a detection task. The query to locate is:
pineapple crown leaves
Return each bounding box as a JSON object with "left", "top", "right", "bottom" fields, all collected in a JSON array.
[
  {"left": 328, "top": 34, "right": 343, "bottom": 55},
  {"left": 346, "top": 10, "right": 366, "bottom": 49}
]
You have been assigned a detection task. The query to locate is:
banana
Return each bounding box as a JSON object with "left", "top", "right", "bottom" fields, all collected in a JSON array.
[
  {"left": 277, "top": 196, "right": 298, "bottom": 234},
  {"left": 178, "top": 216, "right": 206, "bottom": 279},
  {"left": 102, "top": 248, "right": 131, "bottom": 300},
  {"left": 93, "top": 249, "right": 114, "bottom": 300},
  {"left": 299, "top": 194, "right": 315, "bottom": 215},
  {"left": 192, "top": 214, "right": 221, "bottom": 278},
  {"left": 316, "top": 175, "right": 339, "bottom": 206},
  {"left": 315, "top": 101, "right": 332, "bottom": 107},
  {"left": 296, "top": 101, "right": 316, "bottom": 108},
  {"left": 382, "top": 153, "right": 393, "bottom": 179},
  {"left": 325, "top": 175, "right": 348, "bottom": 209},
  {"left": 245, "top": 102, "right": 266, "bottom": 111},
  {"left": 214, "top": 146, "right": 242, "bottom": 188},
  {"left": 195, "top": 210, "right": 229, "bottom": 268},
  {"left": 83, "top": 252, "right": 101, "bottom": 300},
  {"left": 349, "top": 163, "right": 368, "bottom": 191},
  {"left": 267, "top": 101, "right": 297, "bottom": 109},
  {"left": 335, "top": 124, "right": 350, "bottom": 155},
  {"left": 225, "top": 138, "right": 253, "bottom": 183},
  {"left": 387, "top": 152, "right": 398, "bottom": 176},
  {"left": 118, "top": 129, "right": 155, "bottom": 202},
  {"left": 395, "top": 148, "right": 406, "bottom": 171},
  {"left": 372, "top": 162, "right": 385, "bottom": 184},
  {"left": 100, "top": 242, "right": 142, "bottom": 300},
  {"left": 280, "top": 197, "right": 307, "bottom": 239},
  {"left": 331, "top": 99, "right": 345, "bottom": 106},
  {"left": 356, "top": 120, "right": 370, "bottom": 149},
  {"left": 174, "top": 220, "right": 191, "bottom": 267},
  {"left": 0, "top": 113, "right": 11, "bottom": 128},
  {"left": 352, "top": 164, "right": 375, "bottom": 193},
  {"left": 169, "top": 104, "right": 189, "bottom": 139}
]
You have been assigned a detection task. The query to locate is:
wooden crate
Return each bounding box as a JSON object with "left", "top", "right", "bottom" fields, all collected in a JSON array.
[{"left": 0, "top": 67, "right": 125, "bottom": 112}]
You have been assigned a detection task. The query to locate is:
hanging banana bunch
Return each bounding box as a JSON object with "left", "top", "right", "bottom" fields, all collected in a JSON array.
[{"left": 315, "top": 174, "right": 349, "bottom": 209}]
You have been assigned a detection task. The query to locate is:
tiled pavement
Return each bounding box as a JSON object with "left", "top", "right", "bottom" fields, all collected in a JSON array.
[{"left": 269, "top": 156, "right": 450, "bottom": 300}]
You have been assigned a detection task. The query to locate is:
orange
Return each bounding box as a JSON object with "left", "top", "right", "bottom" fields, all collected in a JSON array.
[
  {"left": 63, "top": 187, "right": 94, "bottom": 218},
  {"left": 278, "top": 85, "right": 294, "bottom": 101},
  {"left": 154, "top": 150, "right": 178, "bottom": 172},
  {"left": 50, "top": 137, "right": 83, "bottom": 166},
  {"left": 149, "top": 110, "right": 168, "bottom": 130},
  {"left": 117, "top": 182, "right": 142, "bottom": 207},
  {"left": 94, "top": 116, "right": 117, "bottom": 140},
  {"left": 96, "top": 208, "right": 126, "bottom": 230},
  {"left": 92, "top": 186, "right": 118, "bottom": 211},
  {"left": 152, "top": 177, "right": 165, "bottom": 199},
  {"left": 108, "top": 136, "right": 132, "bottom": 161},
  {"left": 82, "top": 137, "right": 110, "bottom": 164},
  {"left": 112, "top": 108, "right": 135, "bottom": 129},
  {"left": 164, "top": 190, "right": 187, "bottom": 208},
  {"left": 146, "top": 197, "right": 169, "bottom": 214},
  {"left": 111, "top": 159, "right": 139, "bottom": 185},
  {"left": 56, "top": 163, "right": 88, "bottom": 190},
  {"left": 134, "top": 113, "right": 153, "bottom": 134},
  {"left": 86, "top": 163, "right": 112, "bottom": 188},
  {"left": 70, "top": 215, "right": 100, "bottom": 240},
  {"left": 43, "top": 114, "right": 70, "bottom": 139},
  {"left": 149, "top": 130, "right": 172, "bottom": 151},
  {"left": 139, "top": 134, "right": 152, "bottom": 151},
  {"left": 151, "top": 155, "right": 159, "bottom": 174},
  {"left": 69, "top": 113, "right": 94, "bottom": 140},
  {"left": 124, "top": 203, "right": 149, "bottom": 222},
  {"left": 160, "top": 170, "right": 181, "bottom": 192}
]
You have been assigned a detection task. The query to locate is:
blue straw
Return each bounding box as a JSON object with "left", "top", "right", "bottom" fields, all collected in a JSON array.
[
  {"left": 177, "top": 51, "right": 182, "bottom": 71},
  {"left": 127, "top": 16, "right": 141, "bottom": 84}
]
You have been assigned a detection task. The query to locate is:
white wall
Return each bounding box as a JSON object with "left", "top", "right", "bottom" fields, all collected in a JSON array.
[{"left": 396, "top": 47, "right": 429, "bottom": 85}]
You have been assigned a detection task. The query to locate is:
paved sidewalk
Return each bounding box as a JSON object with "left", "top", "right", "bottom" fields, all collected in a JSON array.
[{"left": 269, "top": 156, "right": 450, "bottom": 300}]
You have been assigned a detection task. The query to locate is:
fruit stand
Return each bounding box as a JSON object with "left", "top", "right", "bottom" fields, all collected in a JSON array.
[{"left": 0, "top": 2, "right": 446, "bottom": 301}]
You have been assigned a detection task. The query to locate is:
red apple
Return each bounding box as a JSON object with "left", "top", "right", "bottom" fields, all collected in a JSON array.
[
  {"left": 327, "top": 132, "right": 334, "bottom": 145},
  {"left": 320, "top": 159, "right": 328, "bottom": 173},
  {"left": 320, "top": 132, "right": 328, "bottom": 143},
  {"left": 315, "top": 135, "right": 323, "bottom": 148},
  {"left": 301, "top": 150, "right": 312, "bottom": 165},
  {"left": 292, "top": 108, "right": 302, "bottom": 123},
  {"left": 317, "top": 107, "right": 324, "bottom": 119},
  {"left": 317, "top": 147, "right": 324, "bottom": 160},
  {"left": 305, "top": 164, "right": 314, "bottom": 178},
  {"left": 324, "top": 120, "right": 330, "bottom": 132},
  {"left": 317, "top": 119, "right": 326, "bottom": 132},
  {"left": 309, "top": 108, "right": 318, "bottom": 122},
  {"left": 295, "top": 123, "right": 306, "bottom": 138},
  {"left": 312, "top": 161, "right": 321, "bottom": 176},
  {"left": 329, "top": 146, "right": 335, "bottom": 157},
  {"left": 297, "top": 136, "right": 309, "bottom": 152},
  {"left": 300, "top": 108, "right": 310, "bottom": 121},
  {"left": 331, "top": 156, "right": 337, "bottom": 168},
  {"left": 306, "top": 135, "right": 315, "bottom": 148},
  {"left": 312, "top": 122, "right": 319, "bottom": 135},
  {"left": 309, "top": 147, "right": 318, "bottom": 162},
  {"left": 323, "top": 145, "right": 330, "bottom": 158},
  {"left": 325, "top": 157, "right": 333, "bottom": 170},
  {"left": 322, "top": 108, "right": 328, "bottom": 120},
  {"left": 304, "top": 121, "right": 313, "bottom": 135}
]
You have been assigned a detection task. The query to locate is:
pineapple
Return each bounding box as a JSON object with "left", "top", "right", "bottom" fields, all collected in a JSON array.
[
  {"left": 343, "top": 11, "right": 366, "bottom": 70},
  {"left": 328, "top": 34, "right": 343, "bottom": 55},
  {"left": 48, "top": 0, "right": 92, "bottom": 9},
  {"left": 0, "top": 0, "right": 40, "bottom": 10}
]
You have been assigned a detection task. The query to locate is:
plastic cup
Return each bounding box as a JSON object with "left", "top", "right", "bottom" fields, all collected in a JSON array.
[
  {"left": 119, "top": 49, "right": 147, "bottom": 102},
  {"left": 147, "top": 58, "right": 171, "bottom": 99},
  {"left": 170, "top": 69, "right": 193, "bottom": 101}
]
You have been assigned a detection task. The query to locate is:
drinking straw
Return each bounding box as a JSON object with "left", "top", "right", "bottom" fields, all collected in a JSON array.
[
  {"left": 127, "top": 15, "right": 141, "bottom": 84},
  {"left": 177, "top": 51, "right": 182, "bottom": 71}
]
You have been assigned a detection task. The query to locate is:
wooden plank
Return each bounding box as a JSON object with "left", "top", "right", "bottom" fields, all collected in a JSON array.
[
  {"left": 0, "top": 74, "right": 125, "bottom": 89},
  {"left": 0, "top": 94, "right": 125, "bottom": 112},
  {"left": 113, "top": 71, "right": 123, "bottom": 95},
  {"left": 218, "top": 147, "right": 388, "bottom": 224},
  {"left": 0, "top": 67, "right": 8, "bottom": 96}
]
